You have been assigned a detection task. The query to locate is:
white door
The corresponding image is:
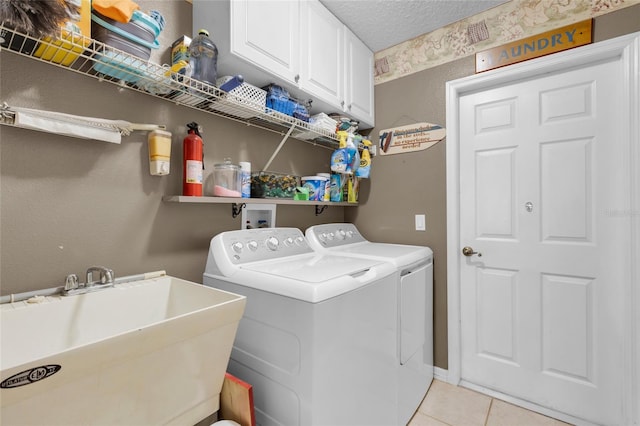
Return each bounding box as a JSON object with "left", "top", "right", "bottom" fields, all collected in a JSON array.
[{"left": 447, "top": 34, "right": 639, "bottom": 426}]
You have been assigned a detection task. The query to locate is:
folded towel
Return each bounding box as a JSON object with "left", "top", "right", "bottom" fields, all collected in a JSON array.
[{"left": 91, "top": 0, "right": 139, "bottom": 23}]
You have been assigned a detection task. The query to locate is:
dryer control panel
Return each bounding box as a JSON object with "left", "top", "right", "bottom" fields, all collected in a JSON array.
[{"left": 306, "top": 223, "right": 367, "bottom": 248}]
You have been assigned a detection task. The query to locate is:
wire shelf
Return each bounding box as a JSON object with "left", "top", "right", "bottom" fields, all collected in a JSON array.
[{"left": 0, "top": 23, "right": 339, "bottom": 148}]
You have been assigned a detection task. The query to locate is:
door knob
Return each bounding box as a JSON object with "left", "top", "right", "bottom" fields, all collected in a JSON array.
[{"left": 462, "top": 246, "right": 482, "bottom": 257}]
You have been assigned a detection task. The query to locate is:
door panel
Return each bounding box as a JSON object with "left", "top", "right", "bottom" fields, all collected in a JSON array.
[
  {"left": 475, "top": 148, "right": 517, "bottom": 238},
  {"left": 476, "top": 267, "right": 517, "bottom": 363},
  {"left": 541, "top": 273, "right": 594, "bottom": 383},
  {"left": 299, "top": 0, "right": 343, "bottom": 106},
  {"left": 231, "top": 0, "right": 299, "bottom": 83},
  {"left": 540, "top": 138, "right": 593, "bottom": 242}
]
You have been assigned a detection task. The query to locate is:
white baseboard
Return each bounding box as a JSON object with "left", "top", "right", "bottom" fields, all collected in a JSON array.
[
  {"left": 429, "top": 369, "right": 600, "bottom": 426},
  {"left": 433, "top": 367, "right": 449, "bottom": 383},
  {"left": 459, "top": 380, "right": 597, "bottom": 426}
]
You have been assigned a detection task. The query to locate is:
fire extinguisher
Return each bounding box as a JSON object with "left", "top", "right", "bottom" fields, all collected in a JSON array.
[{"left": 183, "top": 122, "right": 204, "bottom": 196}]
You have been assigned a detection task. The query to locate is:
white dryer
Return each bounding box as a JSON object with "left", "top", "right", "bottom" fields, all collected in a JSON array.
[
  {"left": 204, "top": 227, "right": 399, "bottom": 426},
  {"left": 306, "top": 223, "right": 434, "bottom": 425}
]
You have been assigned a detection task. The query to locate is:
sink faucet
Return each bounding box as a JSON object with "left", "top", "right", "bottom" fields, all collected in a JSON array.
[
  {"left": 62, "top": 266, "right": 115, "bottom": 296},
  {"left": 64, "top": 273, "right": 79, "bottom": 292},
  {"left": 86, "top": 266, "right": 115, "bottom": 287}
]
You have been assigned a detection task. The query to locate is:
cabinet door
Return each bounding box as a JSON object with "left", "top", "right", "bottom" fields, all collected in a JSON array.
[
  {"left": 345, "top": 28, "right": 375, "bottom": 127},
  {"left": 231, "top": 0, "right": 299, "bottom": 84},
  {"left": 299, "top": 0, "right": 344, "bottom": 108}
]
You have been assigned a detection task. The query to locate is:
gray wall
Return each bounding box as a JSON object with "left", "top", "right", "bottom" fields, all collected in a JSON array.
[
  {"left": 348, "top": 4, "right": 640, "bottom": 369},
  {"left": 0, "top": 0, "right": 344, "bottom": 295}
]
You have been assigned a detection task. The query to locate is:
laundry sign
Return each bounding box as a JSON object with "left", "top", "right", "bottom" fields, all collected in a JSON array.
[
  {"left": 378, "top": 122, "right": 445, "bottom": 155},
  {"left": 475, "top": 19, "right": 592, "bottom": 73}
]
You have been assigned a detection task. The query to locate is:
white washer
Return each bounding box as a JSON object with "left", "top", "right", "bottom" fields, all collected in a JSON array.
[
  {"left": 306, "top": 223, "right": 434, "bottom": 425},
  {"left": 204, "top": 227, "right": 399, "bottom": 426}
]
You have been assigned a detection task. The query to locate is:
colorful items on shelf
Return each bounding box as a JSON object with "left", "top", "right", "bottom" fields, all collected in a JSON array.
[
  {"left": 330, "top": 131, "right": 359, "bottom": 175},
  {"left": 251, "top": 172, "right": 299, "bottom": 199},
  {"left": 90, "top": 5, "right": 164, "bottom": 81},
  {"left": 264, "top": 84, "right": 310, "bottom": 122},
  {"left": 92, "top": 0, "right": 140, "bottom": 23},
  {"left": 327, "top": 131, "right": 373, "bottom": 203}
]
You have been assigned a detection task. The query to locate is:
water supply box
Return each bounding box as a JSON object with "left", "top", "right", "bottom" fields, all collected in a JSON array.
[
  {"left": 251, "top": 172, "right": 299, "bottom": 199},
  {"left": 171, "top": 35, "right": 191, "bottom": 65}
]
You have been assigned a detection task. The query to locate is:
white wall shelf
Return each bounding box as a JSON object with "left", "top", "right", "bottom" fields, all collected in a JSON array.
[
  {"left": 163, "top": 195, "right": 355, "bottom": 206},
  {"left": 0, "top": 24, "right": 339, "bottom": 148},
  {"left": 162, "top": 196, "right": 356, "bottom": 216}
]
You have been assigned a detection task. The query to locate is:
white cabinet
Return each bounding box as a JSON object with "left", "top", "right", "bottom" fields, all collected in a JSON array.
[
  {"left": 344, "top": 28, "right": 375, "bottom": 126},
  {"left": 229, "top": 0, "right": 299, "bottom": 84},
  {"left": 299, "top": 0, "right": 344, "bottom": 109},
  {"left": 193, "top": 0, "right": 375, "bottom": 128}
]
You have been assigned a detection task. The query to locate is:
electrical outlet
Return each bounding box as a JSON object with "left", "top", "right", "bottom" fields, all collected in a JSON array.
[{"left": 415, "top": 214, "right": 426, "bottom": 231}]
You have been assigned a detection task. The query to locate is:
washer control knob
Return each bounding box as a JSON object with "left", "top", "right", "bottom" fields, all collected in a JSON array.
[
  {"left": 284, "top": 237, "right": 294, "bottom": 246},
  {"left": 294, "top": 236, "right": 305, "bottom": 246},
  {"left": 327, "top": 232, "right": 335, "bottom": 240},
  {"left": 319, "top": 232, "right": 327, "bottom": 241},
  {"left": 345, "top": 230, "right": 354, "bottom": 238},
  {"left": 336, "top": 229, "right": 346, "bottom": 240},
  {"left": 247, "top": 240, "right": 258, "bottom": 251},
  {"left": 266, "top": 236, "right": 279, "bottom": 251},
  {"left": 231, "top": 242, "right": 244, "bottom": 253}
]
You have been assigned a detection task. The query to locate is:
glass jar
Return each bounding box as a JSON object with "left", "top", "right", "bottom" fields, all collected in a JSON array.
[{"left": 212, "top": 158, "right": 241, "bottom": 197}]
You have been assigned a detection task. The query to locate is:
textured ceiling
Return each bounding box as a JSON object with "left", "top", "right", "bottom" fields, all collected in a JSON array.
[{"left": 319, "top": 0, "right": 509, "bottom": 52}]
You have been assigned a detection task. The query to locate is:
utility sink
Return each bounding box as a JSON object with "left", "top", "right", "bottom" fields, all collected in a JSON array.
[{"left": 0, "top": 275, "right": 246, "bottom": 425}]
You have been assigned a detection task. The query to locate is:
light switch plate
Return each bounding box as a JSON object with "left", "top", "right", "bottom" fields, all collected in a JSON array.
[{"left": 415, "top": 214, "right": 426, "bottom": 231}]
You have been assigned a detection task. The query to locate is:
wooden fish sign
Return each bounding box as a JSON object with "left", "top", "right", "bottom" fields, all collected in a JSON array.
[{"left": 378, "top": 122, "right": 446, "bottom": 155}]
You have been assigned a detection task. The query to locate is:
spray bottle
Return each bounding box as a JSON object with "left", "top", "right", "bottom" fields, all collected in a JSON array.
[
  {"left": 331, "top": 131, "right": 350, "bottom": 174},
  {"left": 183, "top": 122, "right": 204, "bottom": 196},
  {"left": 345, "top": 133, "right": 360, "bottom": 175},
  {"left": 355, "top": 139, "right": 372, "bottom": 178}
]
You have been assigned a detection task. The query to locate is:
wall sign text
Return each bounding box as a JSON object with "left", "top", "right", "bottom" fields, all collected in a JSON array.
[{"left": 475, "top": 20, "right": 592, "bottom": 73}]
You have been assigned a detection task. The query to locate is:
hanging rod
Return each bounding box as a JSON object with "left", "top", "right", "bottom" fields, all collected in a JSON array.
[{"left": 0, "top": 101, "right": 165, "bottom": 143}]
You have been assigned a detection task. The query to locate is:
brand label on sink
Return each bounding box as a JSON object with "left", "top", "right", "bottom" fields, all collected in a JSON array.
[{"left": 1, "top": 364, "right": 61, "bottom": 388}]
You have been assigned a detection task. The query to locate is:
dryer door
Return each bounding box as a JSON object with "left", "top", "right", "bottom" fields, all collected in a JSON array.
[{"left": 400, "top": 263, "right": 430, "bottom": 364}]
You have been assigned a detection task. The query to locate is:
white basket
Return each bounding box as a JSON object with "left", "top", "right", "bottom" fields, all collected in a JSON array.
[{"left": 208, "top": 77, "right": 266, "bottom": 118}]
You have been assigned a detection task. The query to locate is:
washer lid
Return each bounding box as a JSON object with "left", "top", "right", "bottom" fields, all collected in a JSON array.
[
  {"left": 312, "top": 241, "right": 432, "bottom": 269},
  {"left": 210, "top": 252, "right": 397, "bottom": 302},
  {"left": 242, "top": 253, "right": 381, "bottom": 283}
]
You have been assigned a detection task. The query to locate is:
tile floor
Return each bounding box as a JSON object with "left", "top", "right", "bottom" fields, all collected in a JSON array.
[{"left": 408, "top": 380, "right": 572, "bottom": 426}]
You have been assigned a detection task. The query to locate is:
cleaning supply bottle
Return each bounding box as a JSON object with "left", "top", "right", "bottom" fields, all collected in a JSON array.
[
  {"left": 317, "top": 172, "right": 331, "bottom": 201},
  {"left": 189, "top": 29, "right": 218, "bottom": 87},
  {"left": 345, "top": 133, "right": 360, "bottom": 175},
  {"left": 355, "top": 139, "right": 372, "bottom": 178},
  {"left": 239, "top": 161, "right": 251, "bottom": 198},
  {"left": 183, "top": 122, "right": 204, "bottom": 196},
  {"left": 331, "top": 131, "right": 350, "bottom": 174}
]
